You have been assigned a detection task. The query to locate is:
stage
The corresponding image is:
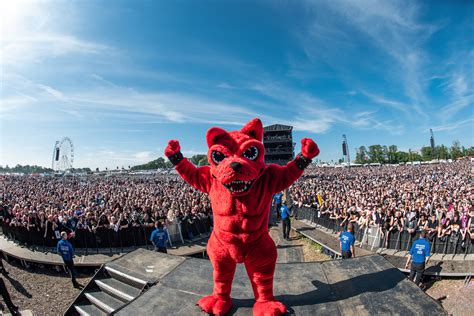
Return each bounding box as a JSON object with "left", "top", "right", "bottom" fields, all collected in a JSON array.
[{"left": 113, "top": 252, "right": 445, "bottom": 315}]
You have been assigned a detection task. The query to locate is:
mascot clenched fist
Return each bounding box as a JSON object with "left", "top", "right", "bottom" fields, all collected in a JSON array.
[{"left": 165, "top": 118, "right": 319, "bottom": 316}]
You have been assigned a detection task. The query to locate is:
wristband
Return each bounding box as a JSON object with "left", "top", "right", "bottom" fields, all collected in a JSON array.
[
  {"left": 168, "top": 151, "right": 184, "bottom": 165},
  {"left": 295, "top": 153, "right": 312, "bottom": 170}
]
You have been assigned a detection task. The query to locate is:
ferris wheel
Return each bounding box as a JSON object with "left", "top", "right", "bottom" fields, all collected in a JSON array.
[{"left": 52, "top": 137, "right": 74, "bottom": 172}]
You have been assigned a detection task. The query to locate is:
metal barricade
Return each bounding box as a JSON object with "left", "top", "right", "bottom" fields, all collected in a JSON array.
[
  {"left": 353, "top": 223, "right": 365, "bottom": 242},
  {"left": 119, "top": 227, "right": 133, "bottom": 248},
  {"left": 133, "top": 226, "right": 145, "bottom": 246},
  {"left": 399, "top": 230, "right": 410, "bottom": 251},
  {"left": 143, "top": 226, "right": 154, "bottom": 249},
  {"left": 434, "top": 237, "right": 445, "bottom": 254},
  {"left": 166, "top": 222, "right": 184, "bottom": 246},
  {"left": 74, "top": 229, "right": 86, "bottom": 249},
  {"left": 109, "top": 229, "right": 121, "bottom": 249},
  {"left": 94, "top": 228, "right": 110, "bottom": 250}
]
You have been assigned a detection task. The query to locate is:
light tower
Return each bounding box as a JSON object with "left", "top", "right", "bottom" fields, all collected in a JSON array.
[
  {"left": 430, "top": 129, "right": 437, "bottom": 160},
  {"left": 342, "top": 134, "right": 350, "bottom": 167}
]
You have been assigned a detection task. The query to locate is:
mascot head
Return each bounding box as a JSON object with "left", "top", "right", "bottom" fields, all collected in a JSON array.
[{"left": 206, "top": 118, "right": 266, "bottom": 196}]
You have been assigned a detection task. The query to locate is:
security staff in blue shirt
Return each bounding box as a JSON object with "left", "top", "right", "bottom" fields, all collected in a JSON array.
[
  {"left": 405, "top": 230, "right": 431, "bottom": 286},
  {"left": 340, "top": 223, "right": 356, "bottom": 259},
  {"left": 280, "top": 202, "right": 291, "bottom": 240},
  {"left": 150, "top": 221, "right": 169, "bottom": 253},
  {"left": 57, "top": 231, "right": 81, "bottom": 288},
  {"left": 273, "top": 193, "right": 283, "bottom": 220}
]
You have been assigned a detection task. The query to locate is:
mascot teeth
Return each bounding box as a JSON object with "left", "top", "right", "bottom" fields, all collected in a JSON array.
[{"left": 224, "top": 180, "right": 253, "bottom": 193}]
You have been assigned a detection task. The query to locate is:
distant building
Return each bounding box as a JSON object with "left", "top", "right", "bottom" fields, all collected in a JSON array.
[{"left": 263, "top": 124, "right": 294, "bottom": 165}]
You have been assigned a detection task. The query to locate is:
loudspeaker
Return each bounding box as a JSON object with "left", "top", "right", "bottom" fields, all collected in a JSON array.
[
  {"left": 55, "top": 148, "right": 60, "bottom": 161},
  {"left": 342, "top": 142, "right": 347, "bottom": 156}
]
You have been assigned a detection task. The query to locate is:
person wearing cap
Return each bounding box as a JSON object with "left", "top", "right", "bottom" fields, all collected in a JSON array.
[
  {"left": 57, "top": 231, "right": 81, "bottom": 288},
  {"left": 280, "top": 201, "right": 291, "bottom": 241},
  {"left": 150, "top": 221, "right": 169, "bottom": 253},
  {"left": 340, "top": 223, "right": 356, "bottom": 259},
  {"left": 405, "top": 230, "right": 430, "bottom": 287}
]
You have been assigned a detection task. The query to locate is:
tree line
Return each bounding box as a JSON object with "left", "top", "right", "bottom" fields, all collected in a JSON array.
[
  {"left": 0, "top": 165, "right": 92, "bottom": 174},
  {"left": 130, "top": 154, "right": 209, "bottom": 171},
  {"left": 354, "top": 141, "right": 473, "bottom": 164}
]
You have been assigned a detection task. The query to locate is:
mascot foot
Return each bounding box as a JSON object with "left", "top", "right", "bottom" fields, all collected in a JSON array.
[
  {"left": 253, "top": 300, "right": 287, "bottom": 316},
  {"left": 197, "top": 295, "right": 233, "bottom": 316}
]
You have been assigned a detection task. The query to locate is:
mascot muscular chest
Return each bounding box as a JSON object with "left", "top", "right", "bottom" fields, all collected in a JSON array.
[{"left": 165, "top": 118, "right": 319, "bottom": 316}]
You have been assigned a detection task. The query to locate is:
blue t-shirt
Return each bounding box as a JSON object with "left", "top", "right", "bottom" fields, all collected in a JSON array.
[
  {"left": 57, "top": 239, "right": 74, "bottom": 261},
  {"left": 273, "top": 194, "right": 283, "bottom": 205},
  {"left": 340, "top": 231, "right": 355, "bottom": 252},
  {"left": 280, "top": 205, "right": 291, "bottom": 219},
  {"left": 150, "top": 228, "right": 169, "bottom": 248},
  {"left": 410, "top": 238, "right": 430, "bottom": 263}
]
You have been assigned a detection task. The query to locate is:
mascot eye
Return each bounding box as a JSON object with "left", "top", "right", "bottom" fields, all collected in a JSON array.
[
  {"left": 243, "top": 146, "right": 258, "bottom": 160},
  {"left": 211, "top": 151, "right": 226, "bottom": 164}
]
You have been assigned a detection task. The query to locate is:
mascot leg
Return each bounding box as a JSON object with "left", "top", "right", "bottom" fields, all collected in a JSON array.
[
  {"left": 197, "top": 233, "right": 235, "bottom": 316},
  {"left": 244, "top": 234, "right": 286, "bottom": 316}
]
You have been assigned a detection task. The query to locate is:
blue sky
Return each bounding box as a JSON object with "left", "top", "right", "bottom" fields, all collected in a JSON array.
[{"left": 1, "top": 0, "right": 473, "bottom": 169}]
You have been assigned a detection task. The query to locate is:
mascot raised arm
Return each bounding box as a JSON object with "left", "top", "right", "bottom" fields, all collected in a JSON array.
[{"left": 165, "top": 118, "right": 319, "bottom": 316}]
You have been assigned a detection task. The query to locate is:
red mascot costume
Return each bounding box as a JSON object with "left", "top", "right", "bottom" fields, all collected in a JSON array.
[{"left": 165, "top": 118, "right": 319, "bottom": 316}]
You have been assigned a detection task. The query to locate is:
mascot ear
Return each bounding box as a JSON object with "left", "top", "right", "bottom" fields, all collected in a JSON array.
[
  {"left": 240, "top": 118, "right": 263, "bottom": 141},
  {"left": 206, "top": 127, "right": 231, "bottom": 148}
]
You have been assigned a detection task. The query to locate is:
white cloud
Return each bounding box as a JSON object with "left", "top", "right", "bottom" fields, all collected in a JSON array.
[
  {"left": 36, "top": 84, "right": 65, "bottom": 100},
  {"left": 360, "top": 90, "right": 411, "bottom": 116},
  {"left": 431, "top": 118, "right": 474, "bottom": 133},
  {"left": 80, "top": 149, "right": 159, "bottom": 169},
  {"left": 0, "top": 96, "right": 34, "bottom": 112},
  {"left": 134, "top": 151, "right": 152, "bottom": 161},
  {"left": 0, "top": 1, "right": 110, "bottom": 67},
  {"left": 449, "top": 74, "right": 468, "bottom": 96},
  {"left": 298, "top": 0, "right": 438, "bottom": 120},
  {"left": 248, "top": 81, "right": 404, "bottom": 134},
  {"left": 217, "top": 82, "right": 235, "bottom": 89},
  {"left": 440, "top": 72, "right": 473, "bottom": 118},
  {"left": 65, "top": 88, "right": 258, "bottom": 126},
  {"left": 1, "top": 34, "right": 110, "bottom": 66},
  {"left": 440, "top": 95, "right": 474, "bottom": 119}
]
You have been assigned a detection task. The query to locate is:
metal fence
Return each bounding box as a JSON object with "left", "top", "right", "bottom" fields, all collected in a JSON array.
[
  {"left": 294, "top": 206, "right": 474, "bottom": 256},
  {"left": 0, "top": 217, "right": 211, "bottom": 254}
]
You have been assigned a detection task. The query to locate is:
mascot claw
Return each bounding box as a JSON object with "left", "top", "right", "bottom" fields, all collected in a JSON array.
[
  {"left": 301, "top": 138, "right": 319, "bottom": 160},
  {"left": 164, "top": 139, "right": 181, "bottom": 157},
  {"left": 253, "top": 300, "right": 287, "bottom": 316},
  {"left": 197, "top": 295, "right": 233, "bottom": 316}
]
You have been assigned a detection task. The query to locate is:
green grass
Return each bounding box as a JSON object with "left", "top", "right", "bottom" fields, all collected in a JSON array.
[{"left": 301, "top": 236, "right": 324, "bottom": 253}]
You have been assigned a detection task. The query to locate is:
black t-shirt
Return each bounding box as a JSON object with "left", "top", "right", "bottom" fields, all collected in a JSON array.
[
  {"left": 119, "top": 218, "right": 129, "bottom": 226},
  {"left": 428, "top": 219, "right": 438, "bottom": 229},
  {"left": 130, "top": 218, "right": 141, "bottom": 227},
  {"left": 374, "top": 212, "right": 382, "bottom": 225},
  {"left": 452, "top": 219, "right": 461, "bottom": 228},
  {"left": 46, "top": 221, "right": 54, "bottom": 235},
  {"left": 98, "top": 217, "right": 109, "bottom": 227}
]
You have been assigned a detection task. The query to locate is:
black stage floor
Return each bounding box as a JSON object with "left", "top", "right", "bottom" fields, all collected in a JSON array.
[{"left": 115, "top": 253, "right": 445, "bottom": 315}]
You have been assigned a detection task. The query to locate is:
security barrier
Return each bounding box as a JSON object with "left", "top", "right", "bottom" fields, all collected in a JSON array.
[
  {"left": 0, "top": 216, "right": 212, "bottom": 253},
  {"left": 295, "top": 206, "right": 474, "bottom": 255}
]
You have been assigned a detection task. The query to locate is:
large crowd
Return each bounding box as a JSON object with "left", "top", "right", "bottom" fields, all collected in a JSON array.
[
  {"left": 0, "top": 159, "right": 472, "bottom": 251},
  {"left": 0, "top": 175, "right": 212, "bottom": 245},
  {"left": 290, "top": 159, "right": 473, "bottom": 249}
]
